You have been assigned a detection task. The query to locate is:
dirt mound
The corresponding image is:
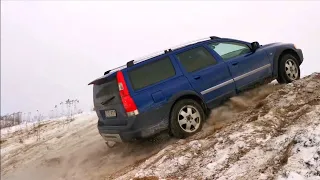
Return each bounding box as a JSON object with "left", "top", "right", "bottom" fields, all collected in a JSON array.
[
  {"left": 116, "top": 73, "right": 320, "bottom": 180},
  {"left": 1, "top": 114, "right": 176, "bottom": 180},
  {"left": 204, "top": 82, "right": 280, "bottom": 135}
]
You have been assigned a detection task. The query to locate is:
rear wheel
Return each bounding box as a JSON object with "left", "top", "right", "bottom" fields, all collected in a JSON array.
[
  {"left": 277, "top": 54, "right": 300, "bottom": 84},
  {"left": 169, "top": 99, "right": 205, "bottom": 139}
]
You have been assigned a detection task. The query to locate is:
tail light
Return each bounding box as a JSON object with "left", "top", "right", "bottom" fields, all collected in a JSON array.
[{"left": 116, "top": 71, "right": 139, "bottom": 116}]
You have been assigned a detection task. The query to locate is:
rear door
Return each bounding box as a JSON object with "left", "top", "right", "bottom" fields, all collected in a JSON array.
[
  {"left": 207, "top": 40, "right": 272, "bottom": 90},
  {"left": 174, "top": 45, "right": 236, "bottom": 106},
  {"left": 125, "top": 55, "right": 180, "bottom": 115},
  {"left": 124, "top": 55, "right": 192, "bottom": 128}
]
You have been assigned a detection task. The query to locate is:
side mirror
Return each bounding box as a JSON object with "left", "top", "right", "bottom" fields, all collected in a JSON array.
[{"left": 251, "top": 41, "right": 260, "bottom": 52}]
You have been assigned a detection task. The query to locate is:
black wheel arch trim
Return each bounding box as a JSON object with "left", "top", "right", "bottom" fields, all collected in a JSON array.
[
  {"left": 168, "top": 90, "right": 208, "bottom": 117},
  {"left": 272, "top": 44, "right": 303, "bottom": 78}
]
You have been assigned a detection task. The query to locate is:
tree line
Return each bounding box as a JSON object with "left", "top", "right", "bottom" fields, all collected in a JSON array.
[{"left": 0, "top": 98, "right": 82, "bottom": 129}]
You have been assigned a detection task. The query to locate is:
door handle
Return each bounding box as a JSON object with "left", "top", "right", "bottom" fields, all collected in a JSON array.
[
  {"left": 194, "top": 75, "right": 201, "bottom": 80},
  {"left": 232, "top": 62, "right": 238, "bottom": 66}
]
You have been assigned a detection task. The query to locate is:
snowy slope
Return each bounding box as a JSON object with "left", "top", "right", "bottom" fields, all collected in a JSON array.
[
  {"left": 116, "top": 73, "right": 320, "bottom": 180},
  {"left": 1, "top": 73, "right": 320, "bottom": 180}
]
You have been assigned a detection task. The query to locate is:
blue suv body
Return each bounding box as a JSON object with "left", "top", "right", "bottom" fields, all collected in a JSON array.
[{"left": 89, "top": 36, "right": 303, "bottom": 143}]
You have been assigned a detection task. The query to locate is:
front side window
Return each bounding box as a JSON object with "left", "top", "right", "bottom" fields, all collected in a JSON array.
[
  {"left": 128, "top": 57, "right": 176, "bottom": 91},
  {"left": 176, "top": 46, "right": 217, "bottom": 73},
  {"left": 208, "top": 42, "right": 251, "bottom": 61}
]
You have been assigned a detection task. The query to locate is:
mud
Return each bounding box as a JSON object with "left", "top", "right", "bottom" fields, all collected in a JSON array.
[{"left": 204, "top": 83, "right": 280, "bottom": 135}]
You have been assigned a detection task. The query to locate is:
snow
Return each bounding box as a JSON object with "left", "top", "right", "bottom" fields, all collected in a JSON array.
[
  {"left": 1, "top": 111, "right": 98, "bottom": 179},
  {"left": 0, "top": 111, "right": 94, "bottom": 138},
  {"left": 276, "top": 115, "right": 320, "bottom": 180},
  {"left": 278, "top": 172, "right": 306, "bottom": 180}
]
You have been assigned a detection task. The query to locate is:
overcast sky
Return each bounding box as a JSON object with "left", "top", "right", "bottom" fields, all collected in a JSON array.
[{"left": 1, "top": 1, "right": 320, "bottom": 116}]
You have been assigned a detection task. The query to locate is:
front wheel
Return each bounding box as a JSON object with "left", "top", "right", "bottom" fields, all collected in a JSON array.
[
  {"left": 277, "top": 54, "right": 300, "bottom": 84},
  {"left": 169, "top": 99, "right": 205, "bottom": 139}
]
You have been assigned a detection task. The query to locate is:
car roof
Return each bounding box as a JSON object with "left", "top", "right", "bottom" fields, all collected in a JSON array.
[
  {"left": 89, "top": 36, "right": 240, "bottom": 85},
  {"left": 110, "top": 36, "right": 223, "bottom": 71}
]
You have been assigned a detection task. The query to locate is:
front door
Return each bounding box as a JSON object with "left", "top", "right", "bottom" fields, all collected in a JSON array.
[
  {"left": 174, "top": 45, "right": 236, "bottom": 105},
  {"left": 207, "top": 40, "right": 272, "bottom": 90}
]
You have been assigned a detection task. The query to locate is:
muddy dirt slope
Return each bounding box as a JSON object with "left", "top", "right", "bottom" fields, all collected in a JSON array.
[
  {"left": 1, "top": 73, "right": 320, "bottom": 180},
  {"left": 117, "top": 73, "right": 320, "bottom": 180}
]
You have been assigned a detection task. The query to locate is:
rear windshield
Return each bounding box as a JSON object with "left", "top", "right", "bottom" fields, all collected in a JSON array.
[
  {"left": 94, "top": 77, "right": 119, "bottom": 98},
  {"left": 93, "top": 77, "right": 122, "bottom": 107},
  {"left": 128, "top": 57, "right": 176, "bottom": 91}
]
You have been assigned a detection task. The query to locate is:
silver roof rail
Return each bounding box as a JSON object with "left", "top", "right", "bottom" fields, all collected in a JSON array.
[
  {"left": 133, "top": 37, "right": 212, "bottom": 65},
  {"left": 133, "top": 50, "right": 165, "bottom": 64},
  {"left": 103, "top": 64, "right": 127, "bottom": 75},
  {"left": 170, "top": 37, "right": 211, "bottom": 51}
]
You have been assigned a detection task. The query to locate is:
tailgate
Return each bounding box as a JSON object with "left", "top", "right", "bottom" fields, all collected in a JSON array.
[{"left": 93, "top": 75, "right": 128, "bottom": 126}]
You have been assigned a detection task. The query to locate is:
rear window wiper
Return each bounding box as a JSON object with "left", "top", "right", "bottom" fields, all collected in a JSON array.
[{"left": 101, "top": 96, "right": 115, "bottom": 105}]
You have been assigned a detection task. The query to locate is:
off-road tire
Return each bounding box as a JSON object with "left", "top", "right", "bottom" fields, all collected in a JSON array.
[
  {"left": 169, "top": 99, "right": 205, "bottom": 139},
  {"left": 277, "top": 54, "right": 300, "bottom": 84}
]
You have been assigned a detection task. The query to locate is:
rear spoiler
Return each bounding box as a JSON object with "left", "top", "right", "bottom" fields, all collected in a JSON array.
[
  {"left": 88, "top": 67, "right": 124, "bottom": 85},
  {"left": 89, "top": 63, "right": 129, "bottom": 85},
  {"left": 88, "top": 74, "right": 111, "bottom": 85},
  {"left": 88, "top": 77, "right": 104, "bottom": 85}
]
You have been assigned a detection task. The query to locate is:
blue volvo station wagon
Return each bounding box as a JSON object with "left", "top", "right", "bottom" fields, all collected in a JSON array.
[{"left": 88, "top": 36, "right": 303, "bottom": 144}]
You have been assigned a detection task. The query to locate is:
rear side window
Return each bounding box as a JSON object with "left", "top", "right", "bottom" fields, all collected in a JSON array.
[
  {"left": 176, "top": 46, "right": 217, "bottom": 73},
  {"left": 128, "top": 57, "right": 176, "bottom": 91}
]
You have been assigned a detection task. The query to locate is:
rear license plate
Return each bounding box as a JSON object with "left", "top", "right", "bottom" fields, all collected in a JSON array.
[{"left": 105, "top": 110, "right": 117, "bottom": 118}]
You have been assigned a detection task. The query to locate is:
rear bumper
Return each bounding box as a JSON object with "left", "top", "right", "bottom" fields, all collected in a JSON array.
[
  {"left": 98, "top": 119, "right": 168, "bottom": 142},
  {"left": 96, "top": 102, "right": 171, "bottom": 142}
]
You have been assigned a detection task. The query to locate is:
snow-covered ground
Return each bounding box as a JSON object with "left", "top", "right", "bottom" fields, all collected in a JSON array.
[
  {"left": 0, "top": 112, "right": 93, "bottom": 137},
  {"left": 1, "top": 73, "right": 320, "bottom": 180},
  {"left": 1, "top": 112, "right": 100, "bottom": 179},
  {"left": 117, "top": 73, "right": 320, "bottom": 180}
]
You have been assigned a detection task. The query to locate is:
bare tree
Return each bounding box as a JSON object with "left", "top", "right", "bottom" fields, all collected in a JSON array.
[
  {"left": 25, "top": 112, "right": 31, "bottom": 138},
  {"left": 73, "top": 99, "right": 79, "bottom": 115},
  {"left": 0, "top": 112, "right": 23, "bottom": 129},
  {"left": 60, "top": 102, "right": 64, "bottom": 117},
  {"left": 66, "top": 99, "right": 70, "bottom": 117},
  {"left": 70, "top": 99, "right": 74, "bottom": 117},
  {"left": 17, "top": 112, "right": 22, "bottom": 133},
  {"left": 36, "top": 110, "right": 41, "bottom": 141},
  {"left": 64, "top": 99, "right": 71, "bottom": 127},
  {"left": 54, "top": 105, "right": 57, "bottom": 118},
  {"left": 12, "top": 114, "right": 16, "bottom": 126}
]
